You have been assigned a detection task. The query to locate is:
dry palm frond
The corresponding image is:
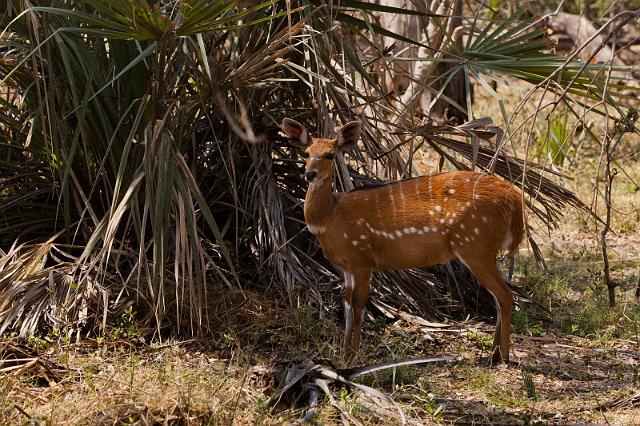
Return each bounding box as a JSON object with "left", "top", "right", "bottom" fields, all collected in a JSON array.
[
  {"left": 0, "top": 242, "right": 132, "bottom": 338},
  {"left": 267, "top": 356, "right": 454, "bottom": 424},
  {"left": 409, "top": 117, "right": 595, "bottom": 226},
  {"left": 0, "top": 340, "right": 69, "bottom": 384},
  {"left": 371, "top": 269, "right": 451, "bottom": 320},
  {"left": 246, "top": 141, "right": 319, "bottom": 305},
  {"left": 0, "top": 0, "right": 634, "bottom": 339}
]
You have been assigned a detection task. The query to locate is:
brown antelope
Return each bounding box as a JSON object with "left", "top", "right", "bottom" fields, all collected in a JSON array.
[{"left": 282, "top": 118, "right": 525, "bottom": 363}]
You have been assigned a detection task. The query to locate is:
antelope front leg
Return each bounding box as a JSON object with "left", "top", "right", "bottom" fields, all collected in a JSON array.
[
  {"left": 342, "top": 272, "right": 354, "bottom": 356},
  {"left": 492, "top": 316, "right": 502, "bottom": 362},
  {"left": 348, "top": 268, "right": 372, "bottom": 355}
]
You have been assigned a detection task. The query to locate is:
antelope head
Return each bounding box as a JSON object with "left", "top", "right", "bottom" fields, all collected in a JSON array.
[{"left": 281, "top": 118, "right": 361, "bottom": 183}]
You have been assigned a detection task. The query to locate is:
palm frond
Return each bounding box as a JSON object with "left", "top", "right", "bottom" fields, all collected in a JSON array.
[{"left": 1, "top": 0, "right": 635, "bottom": 342}]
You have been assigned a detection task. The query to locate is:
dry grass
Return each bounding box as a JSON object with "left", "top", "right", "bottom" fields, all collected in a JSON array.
[
  {"left": 3, "top": 80, "right": 639, "bottom": 426},
  {"left": 3, "top": 66, "right": 640, "bottom": 426},
  {"left": 1, "top": 283, "right": 639, "bottom": 425},
  {"left": 3, "top": 220, "right": 640, "bottom": 425}
]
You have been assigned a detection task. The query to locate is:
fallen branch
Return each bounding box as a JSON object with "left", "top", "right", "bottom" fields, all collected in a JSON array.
[{"left": 267, "top": 356, "right": 455, "bottom": 424}]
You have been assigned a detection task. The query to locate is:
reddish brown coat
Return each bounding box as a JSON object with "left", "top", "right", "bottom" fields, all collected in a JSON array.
[
  {"left": 308, "top": 171, "right": 523, "bottom": 272},
  {"left": 282, "top": 117, "right": 525, "bottom": 363}
]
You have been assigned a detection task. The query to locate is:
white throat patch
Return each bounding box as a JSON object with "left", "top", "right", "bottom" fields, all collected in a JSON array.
[{"left": 307, "top": 224, "right": 327, "bottom": 235}]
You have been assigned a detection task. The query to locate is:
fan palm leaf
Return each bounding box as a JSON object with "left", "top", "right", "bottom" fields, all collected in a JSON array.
[{"left": 1, "top": 1, "right": 636, "bottom": 339}]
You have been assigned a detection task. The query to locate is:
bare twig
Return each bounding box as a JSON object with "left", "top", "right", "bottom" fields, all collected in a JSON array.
[{"left": 601, "top": 109, "right": 638, "bottom": 307}]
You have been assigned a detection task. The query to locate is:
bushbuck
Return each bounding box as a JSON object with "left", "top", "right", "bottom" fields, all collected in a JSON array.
[{"left": 282, "top": 118, "right": 525, "bottom": 363}]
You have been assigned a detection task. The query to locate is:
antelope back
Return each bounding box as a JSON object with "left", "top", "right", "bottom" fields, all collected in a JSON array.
[{"left": 312, "top": 171, "right": 524, "bottom": 271}]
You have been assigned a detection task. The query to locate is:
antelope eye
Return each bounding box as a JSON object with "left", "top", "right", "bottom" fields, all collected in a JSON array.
[
  {"left": 301, "top": 151, "right": 310, "bottom": 158},
  {"left": 323, "top": 153, "right": 335, "bottom": 160}
]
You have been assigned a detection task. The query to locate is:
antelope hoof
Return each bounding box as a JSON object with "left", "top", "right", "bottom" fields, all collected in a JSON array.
[
  {"left": 342, "top": 341, "right": 352, "bottom": 358},
  {"left": 490, "top": 348, "right": 509, "bottom": 366},
  {"left": 342, "top": 340, "right": 359, "bottom": 362},
  {"left": 342, "top": 347, "right": 355, "bottom": 363}
]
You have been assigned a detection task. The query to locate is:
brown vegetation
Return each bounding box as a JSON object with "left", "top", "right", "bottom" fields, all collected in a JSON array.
[{"left": 1, "top": 0, "right": 640, "bottom": 423}]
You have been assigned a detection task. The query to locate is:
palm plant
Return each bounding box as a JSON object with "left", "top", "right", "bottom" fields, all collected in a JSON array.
[{"left": 0, "top": 0, "right": 635, "bottom": 338}]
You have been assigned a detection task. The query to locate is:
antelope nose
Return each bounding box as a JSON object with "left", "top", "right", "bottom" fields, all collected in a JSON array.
[{"left": 305, "top": 170, "right": 318, "bottom": 182}]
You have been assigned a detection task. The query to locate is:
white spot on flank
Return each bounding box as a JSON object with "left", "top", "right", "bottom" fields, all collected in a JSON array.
[
  {"left": 390, "top": 192, "right": 398, "bottom": 226},
  {"left": 343, "top": 232, "right": 348, "bottom": 238},
  {"left": 482, "top": 216, "right": 488, "bottom": 223},
  {"left": 465, "top": 178, "right": 471, "bottom": 183},
  {"left": 471, "top": 213, "right": 476, "bottom": 219},
  {"left": 474, "top": 194, "right": 480, "bottom": 200},
  {"left": 460, "top": 223, "right": 465, "bottom": 229},
  {"left": 444, "top": 197, "right": 448, "bottom": 202},
  {"left": 455, "top": 233, "right": 460, "bottom": 238},
  {"left": 435, "top": 205, "right": 442, "bottom": 212},
  {"left": 465, "top": 237, "right": 470, "bottom": 242},
  {"left": 474, "top": 227, "right": 480, "bottom": 235},
  {"left": 356, "top": 218, "right": 364, "bottom": 225},
  {"left": 466, "top": 201, "right": 472, "bottom": 207},
  {"left": 352, "top": 240, "right": 359, "bottom": 246},
  {"left": 409, "top": 227, "right": 417, "bottom": 233},
  {"left": 395, "top": 230, "right": 403, "bottom": 237},
  {"left": 404, "top": 227, "right": 411, "bottom": 234},
  {"left": 448, "top": 188, "right": 456, "bottom": 194},
  {"left": 448, "top": 219, "right": 454, "bottom": 224},
  {"left": 422, "top": 226, "right": 430, "bottom": 233},
  {"left": 360, "top": 234, "right": 368, "bottom": 240},
  {"left": 439, "top": 218, "right": 445, "bottom": 224},
  {"left": 399, "top": 187, "right": 407, "bottom": 206},
  {"left": 429, "top": 210, "right": 434, "bottom": 216}
]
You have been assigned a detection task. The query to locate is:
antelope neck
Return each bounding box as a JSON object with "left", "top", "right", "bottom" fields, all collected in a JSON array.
[{"left": 304, "top": 175, "right": 335, "bottom": 226}]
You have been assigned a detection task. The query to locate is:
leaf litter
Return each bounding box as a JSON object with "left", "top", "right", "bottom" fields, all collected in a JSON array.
[{"left": 2, "top": 291, "right": 639, "bottom": 425}]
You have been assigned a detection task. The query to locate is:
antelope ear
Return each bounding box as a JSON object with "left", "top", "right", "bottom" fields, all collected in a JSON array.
[
  {"left": 336, "top": 121, "right": 361, "bottom": 150},
  {"left": 281, "top": 118, "right": 309, "bottom": 148}
]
